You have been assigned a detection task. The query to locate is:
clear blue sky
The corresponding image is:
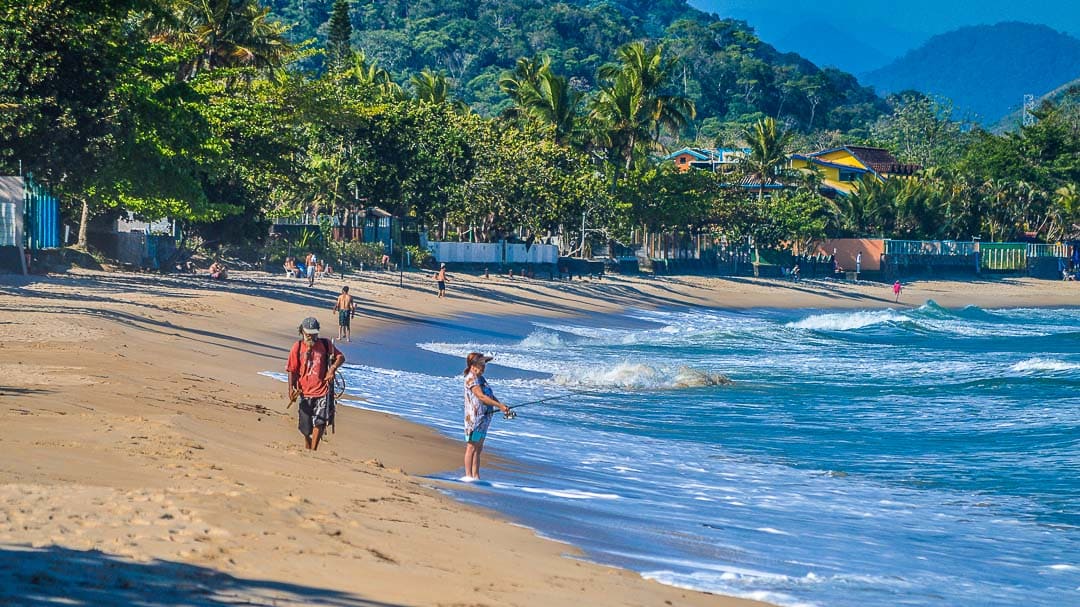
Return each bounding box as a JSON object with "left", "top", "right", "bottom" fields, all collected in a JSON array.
[{"left": 688, "top": 0, "right": 1080, "bottom": 62}]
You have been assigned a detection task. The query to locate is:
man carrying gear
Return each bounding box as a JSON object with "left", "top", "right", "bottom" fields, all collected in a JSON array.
[{"left": 286, "top": 317, "right": 344, "bottom": 450}]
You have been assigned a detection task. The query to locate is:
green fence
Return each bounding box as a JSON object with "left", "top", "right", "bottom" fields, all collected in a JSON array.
[{"left": 979, "top": 243, "right": 1027, "bottom": 271}]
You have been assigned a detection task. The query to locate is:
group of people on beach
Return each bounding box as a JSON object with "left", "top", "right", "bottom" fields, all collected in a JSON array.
[
  {"left": 284, "top": 253, "right": 333, "bottom": 286},
  {"left": 283, "top": 274, "right": 508, "bottom": 478}
]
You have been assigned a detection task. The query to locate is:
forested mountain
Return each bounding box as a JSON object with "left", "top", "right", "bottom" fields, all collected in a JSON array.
[
  {"left": 863, "top": 22, "right": 1080, "bottom": 125},
  {"left": 263, "top": 0, "right": 887, "bottom": 135}
]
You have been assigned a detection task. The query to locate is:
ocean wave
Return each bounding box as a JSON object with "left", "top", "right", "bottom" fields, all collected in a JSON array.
[
  {"left": 1010, "top": 358, "right": 1080, "bottom": 373},
  {"left": 787, "top": 309, "right": 906, "bottom": 331},
  {"left": 518, "top": 329, "right": 566, "bottom": 349},
  {"left": 787, "top": 302, "right": 1054, "bottom": 338},
  {"left": 551, "top": 362, "right": 731, "bottom": 390}
]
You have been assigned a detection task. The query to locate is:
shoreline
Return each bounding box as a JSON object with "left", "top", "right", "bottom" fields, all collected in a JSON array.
[{"left": 1, "top": 268, "right": 1076, "bottom": 606}]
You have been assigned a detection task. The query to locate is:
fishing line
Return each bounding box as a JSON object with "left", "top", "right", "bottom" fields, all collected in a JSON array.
[{"left": 507, "top": 388, "right": 606, "bottom": 410}]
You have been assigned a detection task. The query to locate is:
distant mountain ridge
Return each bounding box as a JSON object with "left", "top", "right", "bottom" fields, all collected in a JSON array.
[
  {"left": 772, "top": 19, "right": 892, "bottom": 74},
  {"left": 862, "top": 22, "right": 1080, "bottom": 124}
]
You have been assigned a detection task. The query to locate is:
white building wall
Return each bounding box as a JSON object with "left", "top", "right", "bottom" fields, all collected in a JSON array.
[{"left": 429, "top": 241, "right": 558, "bottom": 264}]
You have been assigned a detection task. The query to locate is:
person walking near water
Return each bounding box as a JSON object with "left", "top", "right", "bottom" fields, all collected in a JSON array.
[
  {"left": 333, "top": 286, "right": 356, "bottom": 342},
  {"left": 893, "top": 280, "right": 903, "bottom": 303},
  {"left": 433, "top": 263, "right": 450, "bottom": 298},
  {"left": 287, "top": 317, "right": 344, "bottom": 451},
  {"left": 463, "top": 352, "right": 512, "bottom": 480}
]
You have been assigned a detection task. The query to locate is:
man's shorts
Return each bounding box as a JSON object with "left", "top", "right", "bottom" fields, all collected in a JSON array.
[
  {"left": 437, "top": 281, "right": 446, "bottom": 290},
  {"left": 465, "top": 429, "right": 487, "bottom": 443},
  {"left": 298, "top": 393, "right": 334, "bottom": 437},
  {"left": 338, "top": 309, "right": 351, "bottom": 328}
]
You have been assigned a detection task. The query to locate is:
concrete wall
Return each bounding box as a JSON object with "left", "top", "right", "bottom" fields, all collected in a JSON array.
[{"left": 813, "top": 238, "right": 885, "bottom": 272}]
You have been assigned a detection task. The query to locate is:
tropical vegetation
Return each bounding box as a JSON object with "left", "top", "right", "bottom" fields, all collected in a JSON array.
[{"left": 1, "top": 0, "right": 1078, "bottom": 268}]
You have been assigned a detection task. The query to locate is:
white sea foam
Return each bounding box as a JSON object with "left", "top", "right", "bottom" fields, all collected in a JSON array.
[
  {"left": 492, "top": 483, "right": 620, "bottom": 500},
  {"left": 551, "top": 362, "right": 730, "bottom": 390},
  {"left": 788, "top": 310, "right": 905, "bottom": 331},
  {"left": 518, "top": 329, "right": 565, "bottom": 349},
  {"left": 1010, "top": 358, "right": 1080, "bottom": 373}
]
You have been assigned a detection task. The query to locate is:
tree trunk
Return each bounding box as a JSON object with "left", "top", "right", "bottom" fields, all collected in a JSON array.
[{"left": 77, "top": 198, "right": 89, "bottom": 250}]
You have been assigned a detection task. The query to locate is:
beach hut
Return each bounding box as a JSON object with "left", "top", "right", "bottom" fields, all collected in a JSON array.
[{"left": 0, "top": 175, "right": 60, "bottom": 274}]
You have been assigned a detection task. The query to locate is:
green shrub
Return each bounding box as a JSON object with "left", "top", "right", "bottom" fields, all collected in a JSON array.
[
  {"left": 328, "top": 241, "right": 386, "bottom": 270},
  {"left": 404, "top": 245, "right": 434, "bottom": 269}
]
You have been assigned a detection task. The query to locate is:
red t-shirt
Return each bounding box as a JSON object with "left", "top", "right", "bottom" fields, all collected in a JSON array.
[{"left": 286, "top": 339, "right": 342, "bottom": 397}]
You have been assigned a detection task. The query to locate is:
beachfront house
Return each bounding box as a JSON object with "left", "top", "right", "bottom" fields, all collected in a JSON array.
[
  {"left": 663, "top": 148, "right": 747, "bottom": 173},
  {"left": 270, "top": 206, "right": 410, "bottom": 252},
  {"left": 790, "top": 146, "right": 920, "bottom": 196},
  {"left": 0, "top": 175, "right": 61, "bottom": 274}
]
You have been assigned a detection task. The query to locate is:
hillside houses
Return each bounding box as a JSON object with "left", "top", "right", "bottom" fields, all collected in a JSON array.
[
  {"left": 790, "top": 146, "right": 921, "bottom": 196},
  {"left": 664, "top": 144, "right": 921, "bottom": 197}
]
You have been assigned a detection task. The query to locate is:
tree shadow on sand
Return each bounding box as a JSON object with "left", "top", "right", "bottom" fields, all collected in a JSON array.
[{"left": 0, "top": 545, "right": 403, "bottom": 607}]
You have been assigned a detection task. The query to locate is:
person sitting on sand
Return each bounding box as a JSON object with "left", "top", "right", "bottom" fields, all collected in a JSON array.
[
  {"left": 286, "top": 317, "right": 344, "bottom": 451},
  {"left": 284, "top": 257, "right": 299, "bottom": 278},
  {"left": 462, "top": 352, "right": 512, "bottom": 480},
  {"left": 209, "top": 261, "right": 228, "bottom": 280}
]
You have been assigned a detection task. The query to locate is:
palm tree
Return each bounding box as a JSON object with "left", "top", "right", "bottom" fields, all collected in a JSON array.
[
  {"left": 411, "top": 69, "right": 467, "bottom": 113},
  {"left": 499, "top": 57, "right": 581, "bottom": 145},
  {"left": 589, "top": 42, "right": 694, "bottom": 172},
  {"left": 588, "top": 70, "right": 650, "bottom": 172},
  {"left": 340, "top": 50, "right": 404, "bottom": 101},
  {"left": 740, "top": 117, "right": 794, "bottom": 201},
  {"left": 498, "top": 55, "right": 551, "bottom": 113},
  {"left": 148, "top": 0, "right": 294, "bottom": 81}
]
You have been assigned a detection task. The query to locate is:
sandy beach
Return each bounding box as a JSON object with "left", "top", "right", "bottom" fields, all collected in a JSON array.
[{"left": 1, "top": 267, "right": 1075, "bottom": 606}]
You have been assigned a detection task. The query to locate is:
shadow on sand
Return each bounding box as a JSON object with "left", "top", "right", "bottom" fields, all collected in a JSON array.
[{"left": 0, "top": 544, "right": 404, "bottom": 607}]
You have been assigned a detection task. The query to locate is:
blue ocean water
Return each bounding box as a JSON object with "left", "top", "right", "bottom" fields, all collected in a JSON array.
[{"left": 331, "top": 303, "right": 1080, "bottom": 607}]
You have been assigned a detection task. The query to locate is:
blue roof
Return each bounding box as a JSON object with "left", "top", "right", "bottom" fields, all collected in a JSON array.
[{"left": 664, "top": 148, "right": 711, "bottom": 161}]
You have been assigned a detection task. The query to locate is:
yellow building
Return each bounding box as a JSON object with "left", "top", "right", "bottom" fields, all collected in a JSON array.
[{"left": 790, "top": 146, "right": 920, "bottom": 196}]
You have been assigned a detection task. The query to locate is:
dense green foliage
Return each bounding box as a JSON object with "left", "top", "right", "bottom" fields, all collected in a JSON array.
[
  {"left": 864, "top": 22, "right": 1080, "bottom": 126},
  {"left": 2, "top": 0, "right": 1078, "bottom": 267},
  {"left": 265, "top": 0, "right": 887, "bottom": 134}
]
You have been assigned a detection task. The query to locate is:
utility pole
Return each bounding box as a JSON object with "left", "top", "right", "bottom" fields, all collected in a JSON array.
[{"left": 580, "top": 211, "right": 586, "bottom": 258}]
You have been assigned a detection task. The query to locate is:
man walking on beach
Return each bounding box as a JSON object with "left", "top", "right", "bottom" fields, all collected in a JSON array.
[
  {"left": 333, "top": 286, "right": 356, "bottom": 342},
  {"left": 433, "top": 263, "right": 450, "bottom": 298},
  {"left": 287, "top": 317, "right": 344, "bottom": 451}
]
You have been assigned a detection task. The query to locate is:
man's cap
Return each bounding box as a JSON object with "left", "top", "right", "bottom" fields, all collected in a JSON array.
[
  {"left": 300, "top": 317, "right": 321, "bottom": 334},
  {"left": 441, "top": 262, "right": 446, "bottom": 267}
]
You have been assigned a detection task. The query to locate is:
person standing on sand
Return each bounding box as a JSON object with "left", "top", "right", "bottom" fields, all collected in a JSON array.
[
  {"left": 287, "top": 317, "right": 344, "bottom": 451},
  {"left": 333, "top": 286, "right": 356, "bottom": 342},
  {"left": 893, "top": 280, "right": 903, "bottom": 302},
  {"left": 433, "top": 263, "right": 450, "bottom": 298},
  {"left": 305, "top": 252, "right": 316, "bottom": 287},
  {"left": 463, "top": 352, "right": 512, "bottom": 480}
]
